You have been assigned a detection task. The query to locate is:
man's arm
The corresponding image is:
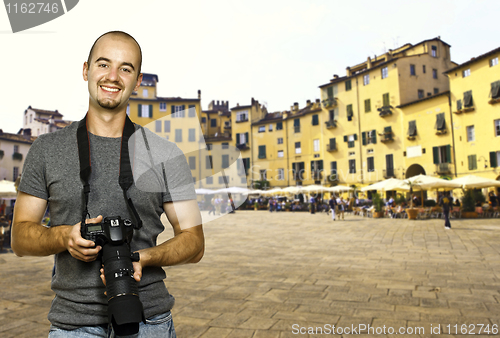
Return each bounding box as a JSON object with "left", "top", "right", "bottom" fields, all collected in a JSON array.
[
  {"left": 12, "top": 191, "right": 102, "bottom": 261},
  {"left": 137, "top": 199, "right": 204, "bottom": 269}
]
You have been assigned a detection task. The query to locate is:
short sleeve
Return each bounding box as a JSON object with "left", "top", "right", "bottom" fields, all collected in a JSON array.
[
  {"left": 162, "top": 145, "right": 196, "bottom": 203},
  {"left": 18, "top": 137, "right": 49, "bottom": 200}
]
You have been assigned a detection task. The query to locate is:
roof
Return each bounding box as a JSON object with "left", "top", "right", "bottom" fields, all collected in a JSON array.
[
  {"left": 0, "top": 132, "right": 37, "bottom": 144},
  {"left": 25, "top": 106, "right": 63, "bottom": 117},
  {"left": 251, "top": 112, "right": 284, "bottom": 126},
  {"left": 202, "top": 109, "right": 231, "bottom": 116},
  {"left": 129, "top": 97, "right": 200, "bottom": 103},
  {"left": 397, "top": 91, "right": 450, "bottom": 108},
  {"left": 231, "top": 105, "right": 252, "bottom": 111},
  {"left": 444, "top": 46, "right": 500, "bottom": 74}
]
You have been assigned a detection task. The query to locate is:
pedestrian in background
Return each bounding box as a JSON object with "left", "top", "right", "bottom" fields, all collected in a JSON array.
[{"left": 439, "top": 191, "right": 453, "bottom": 229}]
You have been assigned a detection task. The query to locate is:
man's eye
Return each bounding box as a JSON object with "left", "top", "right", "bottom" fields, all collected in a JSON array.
[
  {"left": 98, "top": 64, "right": 107, "bottom": 68},
  {"left": 122, "top": 68, "right": 131, "bottom": 72}
]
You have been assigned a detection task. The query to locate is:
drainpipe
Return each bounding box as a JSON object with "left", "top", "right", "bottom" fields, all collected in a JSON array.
[{"left": 447, "top": 92, "right": 458, "bottom": 178}]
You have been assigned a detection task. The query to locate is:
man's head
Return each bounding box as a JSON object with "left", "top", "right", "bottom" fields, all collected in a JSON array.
[{"left": 83, "top": 31, "right": 143, "bottom": 111}]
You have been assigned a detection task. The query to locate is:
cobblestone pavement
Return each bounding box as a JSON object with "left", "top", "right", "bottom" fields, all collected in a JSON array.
[{"left": 1, "top": 211, "right": 499, "bottom": 337}]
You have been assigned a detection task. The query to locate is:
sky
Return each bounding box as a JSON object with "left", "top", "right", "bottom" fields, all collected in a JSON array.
[{"left": 1, "top": 0, "right": 499, "bottom": 133}]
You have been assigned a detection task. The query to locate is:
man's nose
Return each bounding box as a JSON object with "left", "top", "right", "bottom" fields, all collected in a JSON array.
[{"left": 106, "top": 67, "right": 119, "bottom": 81}]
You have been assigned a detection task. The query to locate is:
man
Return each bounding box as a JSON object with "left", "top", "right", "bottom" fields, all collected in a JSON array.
[
  {"left": 12, "top": 31, "right": 204, "bottom": 337},
  {"left": 328, "top": 194, "right": 337, "bottom": 221},
  {"left": 439, "top": 191, "right": 452, "bottom": 229}
]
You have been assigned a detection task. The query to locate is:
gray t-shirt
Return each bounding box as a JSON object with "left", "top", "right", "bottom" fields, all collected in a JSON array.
[{"left": 19, "top": 121, "right": 196, "bottom": 330}]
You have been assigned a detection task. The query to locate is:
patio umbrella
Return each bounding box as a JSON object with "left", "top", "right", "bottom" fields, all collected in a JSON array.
[
  {"left": 325, "top": 185, "right": 353, "bottom": 193},
  {"left": 301, "top": 184, "right": 327, "bottom": 192},
  {"left": 451, "top": 175, "right": 500, "bottom": 189},
  {"left": 248, "top": 189, "right": 266, "bottom": 195},
  {"left": 0, "top": 180, "right": 17, "bottom": 198},
  {"left": 281, "top": 186, "right": 304, "bottom": 194},
  {"left": 360, "top": 178, "right": 409, "bottom": 192},
  {"left": 195, "top": 188, "right": 216, "bottom": 195},
  {"left": 406, "top": 174, "right": 461, "bottom": 190},
  {"left": 261, "top": 187, "right": 284, "bottom": 196},
  {"left": 213, "top": 186, "right": 251, "bottom": 194}
]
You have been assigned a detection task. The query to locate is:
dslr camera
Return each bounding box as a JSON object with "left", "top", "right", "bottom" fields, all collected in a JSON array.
[{"left": 81, "top": 216, "right": 145, "bottom": 336}]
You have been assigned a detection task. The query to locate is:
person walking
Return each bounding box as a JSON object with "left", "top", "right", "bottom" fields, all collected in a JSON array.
[
  {"left": 439, "top": 191, "right": 453, "bottom": 229},
  {"left": 328, "top": 194, "right": 337, "bottom": 221},
  {"left": 209, "top": 196, "right": 216, "bottom": 215},
  {"left": 337, "top": 196, "right": 345, "bottom": 220}
]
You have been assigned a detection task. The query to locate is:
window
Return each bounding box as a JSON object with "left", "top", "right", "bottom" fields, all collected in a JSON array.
[
  {"left": 464, "top": 90, "right": 473, "bottom": 108},
  {"left": 160, "top": 102, "right": 167, "bottom": 111},
  {"left": 345, "top": 79, "right": 352, "bottom": 91},
  {"left": 466, "top": 125, "right": 475, "bottom": 142},
  {"left": 222, "top": 142, "right": 229, "bottom": 149},
  {"left": 423, "top": 65, "right": 426, "bottom": 73},
  {"left": 348, "top": 159, "right": 356, "bottom": 174},
  {"left": 295, "top": 142, "right": 301, "bottom": 154},
  {"left": 432, "top": 69, "right": 438, "bottom": 79},
  {"left": 434, "top": 88, "right": 439, "bottom": 94},
  {"left": 13, "top": 145, "right": 19, "bottom": 153},
  {"left": 362, "top": 130, "right": 377, "bottom": 145},
  {"left": 293, "top": 118, "right": 300, "bottom": 133},
  {"left": 259, "top": 170, "right": 267, "bottom": 181},
  {"left": 381, "top": 67, "right": 388, "bottom": 79},
  {"left": 277, "top": 150, "right": 284, "bottom": 158},
  {"left": 188, "top": 105, "right": 196, "bottom": 117},
  {"left": 206, "top": 155, "right": 213, "bottom": 169},
  {"left": 188, "top": 128, "right": 196, "bottom": 142},
  {"left": 418, "top": 90, "right": 424, "bottom": 99},
  {"left": 491, "top": 151, "right": 500, "bottom": 168},
  {"left": 155, "top": 120, "right": 162, "bottom": 133},
  {"left": 222, "top": 155, "right": 229, "bottom": 169},
  {"left": 139, "top": 104, "right": 152, "bottom": 118},
  {"left": 268, "top": 124, "right": 273, "bottom": 131},
  {"left": 206, "top": 176, "right": 213, "bottom": 184},
  {"left": 463, "top": 68, "right": 471, "bottom": 77},
  {"left": 330, "top": 161, "right": 337, "bottom": 176},
  {"left": 164, "top": 120, "right": 170, "bottom": 132},
  {"left": 495, "top": 119, "right": 500, "bottom": 136},
  {"left": 364, "top": 99, "right": 371, "bottom": 113},
  {"left": 172, "top": 105, "right": 185, "bottom": 118},
  {"left": 219, "top": 176, "right": 230, "bottom": 184},
  {"left": 210, "top": 119, "right": 217, "bottom": 127},
  {"left": 363, "top": 74, "right": 369, "bottom": 86},
  {"left": 258, "top": 145, "right": 266, "bottom": 159},
  {"left": 328, "top": 109, "right": 338, "bottom": 121},
  {"left": 292, "top": 162, "right": 305, "bottom": 181},
  {"left": 432, "top": 145, "right": 451, "bottom": 164},
  {"left": 188, "top": 156, "right": 196, "bottom": 170},
  {"left": 346, "top": 134, "right": 356, "bottom": 148},
  {"left": 468, "top": 155, "right": 477, "bottom": 170},
  {"left": 410, "top": 64, "right": 416, "bottom": 76},
  {"left": 408, "top": 120, "right": 417, "bottom": 137},
  {"left": 431, "top": 45, "right": 437, "bottom": 57},
  {"left": 386, "top": 154, "right": 394, "bottom": 177},
  {"left": 277, "top": 168, "right": 284, "bottom": 181},
  {"left": 346, "top": 104, "right": 353, "bottom": 121},
  {"left": 13, "top": 166, "right": 19, "bottom": 180},
  {"left": 327, "top": 86, "right": 334, "bottom": 98},
  {"left": 236, "top": 110, "right": 248, "bottom": 122},
  {"left": 490, "top": 81, "right": 500, "bottom": 99},
  {"left": 383, "top": 93, "right": 390, "bottom": 107},
  {"left": 258, "top": 126, "right": 265, "bottom": 133},
  {"left": 201, "top": 117, "right": 206, "bottom": 123},
  {"left": 328, "top": 138, "right": 336, "bottom": 151},
  {"left": 143, "top": 89, "right": 148, "bottom": 98},
  {"left": 367, "top": 157, "right": 375, "bottom": 172},
  {"left": 277, "top": 137, "right": 283, "bottom": 144},
  {"left": 313, "top": 139, "right": 320, "bottom": 152},
  {"left": 235, "top": 133, "right": 248, "bottom": 146},
  {"left": 435, "top": 113, "right": 446, "bottom": 131},
  {"left": 491, "top": 57, "right": 499, "bottom": 67},
  {"left": 312, "top": 114, "right": 319, "bottom": 126},
  {"left": 276, "top": 122, "right": 283, "bottom": 130},
  {"left": 457, "top": 99, "right": 463, "bottom": 111},
  {"left": 175, "top": 129, "right": 182, "bottom": 142}
]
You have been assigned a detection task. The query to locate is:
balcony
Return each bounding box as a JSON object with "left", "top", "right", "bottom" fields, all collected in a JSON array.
[
  {"left": 326, "top": 143, "right": 337, "bottom": 152},
  {"left": 236, "top": 142, "right": 250, "bottom": 150},
  {"left": 488, "top": 97, "right": 500, "bottom": 105},
  {"left": 223, "top": 122, "right": 231, "bottom": 129},
  {"left": 378, "top": 106, "right": 393, "bottom": 117},
  {"left": 311, "top": 170, "right": 323, "bottom": 181},
  {"left": 12, "top": 152, "right": 23, "bottom": 161},
  {"left": 383, "top": 169, "right": 396, "bottom": 178},
  {"left": 379, "top": 132, "right": 394, "bottom": 143},
  {"left": 436, "top": 163, "right": 452, "bottom": 174},
  {"left": 435, "top": 128, "right": 447, "bottom": 135},
  {"left": 322, "top": 97, "right": 337, "bottom": 108},
  {"left": 204, "top": 131, "right": 231, "bottom": 142},
  {"left": 325, "top": 119, "right": 337, "bottom": 129}
]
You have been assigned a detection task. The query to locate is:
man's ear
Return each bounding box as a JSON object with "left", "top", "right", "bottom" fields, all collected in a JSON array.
[
  {"left": 83, "top": 62, "right": 89, "bottom": 81},
  {"left": 134, "top": 73, "right": 143, "bottom": 91}
]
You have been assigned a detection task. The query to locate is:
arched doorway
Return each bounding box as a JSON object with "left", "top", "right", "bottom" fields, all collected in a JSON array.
[{"left": 405, "top": 164, "right": 426, "bottom": 179}]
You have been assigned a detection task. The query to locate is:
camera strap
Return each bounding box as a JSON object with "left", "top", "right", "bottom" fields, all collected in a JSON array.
[{"left": 77, "top": 114, "right": 143, "bottom": 231}]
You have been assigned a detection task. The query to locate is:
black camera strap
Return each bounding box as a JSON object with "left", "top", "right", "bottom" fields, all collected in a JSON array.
[{"left": 77, "top": 114, "right": 143, "bottom": 231}]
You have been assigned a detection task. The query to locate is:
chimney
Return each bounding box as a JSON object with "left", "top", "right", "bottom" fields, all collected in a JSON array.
[
  {"left": 306, "top": 100, "right": 311, "bottom": 105},
  {"left": 198, "top": 90, "right": 201, "bottom": 99},
  {"left": 367, "top": 56, "right": 372, "bottom": 69},
  {"left": 333, "top": 74, "right": 338, "bottom": 79},
  {"left": 346, "top": 67, "right": 351, "bottom": 77}
]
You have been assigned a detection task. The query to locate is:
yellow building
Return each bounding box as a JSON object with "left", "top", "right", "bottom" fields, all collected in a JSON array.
[
  {"left": 444, "top": 46, "right": 500, "bottom": 182},
  {"left": 319, "top": 37, "right": 456, "bottom": 188}
]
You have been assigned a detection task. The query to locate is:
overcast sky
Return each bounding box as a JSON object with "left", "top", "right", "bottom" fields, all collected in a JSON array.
[{"left": 1, "top": 0, "right": 499, "bottom": 133}]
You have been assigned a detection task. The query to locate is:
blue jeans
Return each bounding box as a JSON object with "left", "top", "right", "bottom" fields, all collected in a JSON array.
[{"left": 48, "top": 311, "right": 176, "bottom": 338}]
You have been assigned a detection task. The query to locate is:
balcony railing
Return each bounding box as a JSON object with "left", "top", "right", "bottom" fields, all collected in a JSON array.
[
  {"left": 378, "top": 106, "right": 393, "bottom": 117},
  {"left": 325, "top": 119, "right": 337, "bottom": 129},
  {"left": 436, "top": 162, "right": 452, "bottom": 174},
  {"left": 383, "top": 169, "right": 396, "bottom": 178},
  {"left": 380, "top": 132, "right": 394, "bottom": 143},
  {"left": 322, "top": 97, "right": 337, "bottom": 108},
  {"left": 326, "top": 143, "right": 337, "bottom": 152},
  {"left": 236, "top": 142, "right": 250, "bottom": 150},
  {"left": 204, "top": 132, "right": 231, "bottom": 141}
]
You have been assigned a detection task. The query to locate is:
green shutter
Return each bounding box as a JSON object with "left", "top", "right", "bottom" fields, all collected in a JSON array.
[
  {"left": 490, "top": 151, "right": 498, "bottom": 168},
  {"left": 138, "top": 104, "right": 142, "bottom": 117},
  {"left": 362, "top": 132, "right": 366, "bottom": 145},
  {"left": 245, "top": 132, "right": 249, "bottom": 143},
  {"left": 472, "top": 155, "right": 477, "bottom": 170},
  {"left": 171, "top": 105, "right": 175, "bottom": 115},
  {"left": 365, "top": 99, "right": 371, "bottom": 112},
  {"left": 327, "top": 87, "right": 333, "bottom": 98},
  {"left": 372, "top": 130, "right": 377, "bottom": 144},
  {"left": 149, "top": 105, "right": 153, "bottom": 118},
  {"left": 353, "top": 134, "right": 358, "bottom": 141},
  {"left": 445, "top": 145, "right": 451, "bottom": 163},
  {"left": 433, "top": 147, "right": 439, "bottom": 164},
  {"left": 384, "top": 126, "right": 392, "bottom": 134},
  {"left": 383, "top": 93, "right": 390, "bottom": 107},
  {"left": 235, "top": 133, "right": 240, "bottom": 145},
  {"left": 312, "top": 114, "right": 319, "bottom": 125},
  {"left": 294, "top": 118, "right": 300, "bottom": 126},
  {"left": 344, "top": 135, "right": 348, "bottom": 142}
]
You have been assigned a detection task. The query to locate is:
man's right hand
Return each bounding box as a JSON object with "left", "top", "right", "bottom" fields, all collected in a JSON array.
[{"left": 66, "top": 215, "right": 103, "bottom": 262}]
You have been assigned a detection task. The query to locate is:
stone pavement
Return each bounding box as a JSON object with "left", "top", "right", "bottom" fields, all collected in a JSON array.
[{"left": 1, "top": 211, "right": 500, "bottom": 337}]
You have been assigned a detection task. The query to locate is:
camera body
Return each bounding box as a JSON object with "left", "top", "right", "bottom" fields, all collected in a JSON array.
[{"left": 81, "top": 216, "right": 145, "bottom": 336}]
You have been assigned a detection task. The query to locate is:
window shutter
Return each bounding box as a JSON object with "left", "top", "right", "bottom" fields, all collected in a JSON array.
[
  {"left": 384, "top": 126, "right": 392, "bottom": 134},
  {"left": 235, "top": 133, "right": 240, "bottom": 145},
  {"left": 319, "top": 160, "right": 323, "bottom": 170},
  {"left": 365, "top": 99, "right": 370, "bottom": 112},
  {"left": 433, "top": 147, "right": 439, "bottom": 164},
  {"left": 472, "top": 155, "right": 477, "bottom": 170},
  {"left": 138, "top": 104, "right": 142, "bottom": 117},
  {"left": 245, "top": 132, "right": 249, "bottom": 143},
  {"left": 149, "top": 105, "right": 153, "bottom": 118},
  {"left": 353, "top": 134, "right": 358, "bottom": 141},
  {"left": 171, "top": 105, "right": 175, "bottom": 115},
  {"left": 489, "top": 152, "right": 497, "bottom": 168},
  {"left": 491, "top": 81, "right": 500, "bottom": 99},
  {"left": 344, "top": 135, "right": 348, "bottom": 142},
  {"left": 327, "top": 87, "right": 333, "bottom": 98},
  {"left": 383, "top": 93, "right": 390, "bottom": 107},
  {"left": 464, "top": 91, "right": 473, "bottom": 107},
  {"left": 312, "top": 114, "right": 319, "bottom": 125},
  {"left": 457, "top": 99, "right": 462, "bottom": 110},
  {"left": 362, "top": 132, "right": 366, "bottom": 145},
  {"left": 372, "top": 130, "right": 377, "bottom": 144},
  {"left": 294, "top": 118, "right": 300, "bottom": 127},
  {"left": 445, "top": 145, "right": 451, "bottom": 163},
  {"left": 329, "top": 138, "right": 335, "bottom": 149}
]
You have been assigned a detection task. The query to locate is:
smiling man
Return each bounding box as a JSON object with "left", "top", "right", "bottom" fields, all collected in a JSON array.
[{"left": 12, "top": 31, "right": 204, "bottom": 338}]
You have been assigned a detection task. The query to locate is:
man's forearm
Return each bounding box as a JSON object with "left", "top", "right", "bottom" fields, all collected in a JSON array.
[
  {"left": 12, "top": 221, "right": 70, "bottom": 257},
  {"left": 138, "top": 226, "right": 204, "bottom": 268}
]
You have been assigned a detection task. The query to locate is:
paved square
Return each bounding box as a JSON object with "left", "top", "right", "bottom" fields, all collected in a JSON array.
[{"left": 1, "top": 211, "right": 499, "bottom": 337}]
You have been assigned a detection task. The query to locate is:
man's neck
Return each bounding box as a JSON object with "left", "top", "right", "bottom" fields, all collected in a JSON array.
[{"left": 86, "top": 109, "right": 126, "bottom": 138}]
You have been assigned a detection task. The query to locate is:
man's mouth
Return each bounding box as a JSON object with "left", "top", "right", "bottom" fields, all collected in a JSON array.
[{"left": 100, "top": 85, "right": 121, "bottom": 93}]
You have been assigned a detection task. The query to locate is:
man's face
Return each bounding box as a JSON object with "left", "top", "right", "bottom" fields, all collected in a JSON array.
[{"left": 83, "top": 35, "right": 142, "bottom": 111}]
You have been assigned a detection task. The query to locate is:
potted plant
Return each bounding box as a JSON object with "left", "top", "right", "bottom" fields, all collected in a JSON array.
[
  {"left": 461, "top": 189, "right": 477, "bottom": 218},
  {"left": 404, "top": 179, "right": 421, "bottom": 220},
  {"left": 254, "top": 201, "right": 259, "bottom": 211},
  {"left": 372, "top": 192, "right": 384, "bottom": 218}
]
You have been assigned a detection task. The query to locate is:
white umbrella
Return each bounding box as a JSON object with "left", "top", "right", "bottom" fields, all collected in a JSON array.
[
  {"left": 213, "top": 186, "right": 251, "bottom": 194},
  {"left": 0, "top": 180, "right": 17, "bottom": 198},
  {"left": 281, "top": 186, "right": 304, "bottom": 194},
  {"left": 261, "top": 187, "right": 283, "bottom": 196},
  {"left": 248, "top": 189, "right": 266, "bottom": 195},
  {"left": 301, "top": 184, "right": 327, "bottom": 192},
  {"left": 325, "top": 185, "right": 353, "bottom": 192},
  {"left": 195, "top": 188, "right": 216, "bottom": 195},
  {"left": 405, "top": 174, "right": 461, "bottom": 190},
  {"left": 451, "top": 175, "right": 500, "bottom": 189},
  {"left": 360, "top": 178, "right": 409, "bottom": 192}
]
